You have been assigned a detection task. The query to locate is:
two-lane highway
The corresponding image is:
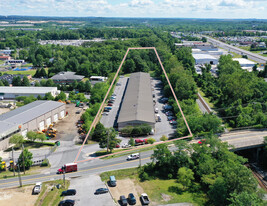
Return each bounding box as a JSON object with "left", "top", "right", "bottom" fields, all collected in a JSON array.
[{"left": 204, "top": 36, "right": 267, "bottom": 64}]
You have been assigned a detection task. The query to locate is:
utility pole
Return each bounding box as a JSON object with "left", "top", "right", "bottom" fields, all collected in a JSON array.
[
  {"left": 106, "top": 129, "right": 110, "bottom": 153},
  {"left": 17, "top": 162, "right": 22, "bottom": 187},
  {"left": 12, "top": 147, "right": 15, "bottom": 176},
  {"left": 63, "top": 170, "right": 65, "bottom": 187},
  {"left": 22, "top": 144, "right": 25, "bottom": 175},
  {"left": 139, "top": 150, "right": 141, "bottom": 167}
]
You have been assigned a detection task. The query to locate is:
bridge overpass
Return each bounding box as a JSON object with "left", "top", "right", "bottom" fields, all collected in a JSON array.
[{"left": 220, "top": 130, "right": 267, "bottom": 151}]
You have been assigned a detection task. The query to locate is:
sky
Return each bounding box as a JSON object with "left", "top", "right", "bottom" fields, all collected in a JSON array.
[{"left": 1, "top": 0, "right": 267, "bottom": 19}]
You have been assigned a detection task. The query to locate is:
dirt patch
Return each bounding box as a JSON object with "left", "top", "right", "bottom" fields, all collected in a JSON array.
[
  {"left": 161, "top": 193, "right": 172, "bottom": 202},
  {"left": 0, "top": 108, "right": 10, "bottom": 115},
  {"left": 53, "top": 104, "right": 83, "bottom": 141},
  {"left": 109, "top": 178, "right": 144, "bottom": 206},
  {"left": 0, "top": 185, "right": 38, "bottom": 206}
]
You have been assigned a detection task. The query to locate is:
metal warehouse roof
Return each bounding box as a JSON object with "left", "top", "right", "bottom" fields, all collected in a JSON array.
[
  {"left": 118, "top": 72, "right": 155, "bottom": 124},
  {"left": 0, "top": 87, "right": 58, "bottom": 94},
  {"left": 51, "top": 71, "right": 84, "bottom": 80},
  {"left": 192, "top": 53, "right": 218, "bottom": 60},
  {"left": 0, "top": 121, "right": 19, "bottom": 138},
  {"left": 233, "top": 58, "right": 256, "bottom": 65},
  {"left": 0, "top": 100, "right": 65, "bottom": 125}
]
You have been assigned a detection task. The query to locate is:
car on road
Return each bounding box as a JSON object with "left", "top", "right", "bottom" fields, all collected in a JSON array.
[
  {"left": 33, "top": 182, "right": 42, "bottom": 194},
  {"left": 127, "top": 153, "right": 140, "bottom": 160},
  {"left": 58, "top": 199, "right": 75, "bottom": 206},
  {"left": 61, "top": 189, "right": 76, "bottom": 196},
  {"left": 95, "top": 188, "right": 109, "bottom": 195},
  {"left": 120, "top": 195, "right": 128, "bottom": 206},
  {"left": 128, "top": 193, "right": 136, "bottom": 205}
]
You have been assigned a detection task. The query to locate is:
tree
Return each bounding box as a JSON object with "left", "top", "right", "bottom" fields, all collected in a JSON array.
[
  {"left": 92, "top": 122, "right": 106, "bottom": 141},
  {"left": 55, "top": 91, "right": 66, "bottom": 101},
  {"left": 40, "top": 68, "right": 47, "bottom": 77},
  {"left": 26, "top": 131, "right": 38, "bottom": 142},
  {"left": 18, "top": 148, "right": 33, "bottom": 170},
  {"left": 99, "top": 127, "right": 120, "bottom": 153},
  {"left": 84, "top": 80, "right": 91, "bottom": 93},
  {"left": 9, "top": 134, "right": 24, "bottom": 148},
  {"left": 128, "top": 138, "right": 135, "bottom": 146},
  {"left": 21, "top": 76, "right": 30, "bottom": 86},
  {"left": 208, "top": 177, "right": 228, "bottom": 206},
  {"left": 0, "top": 80, "right": 4, "bottom": 86},
  {"left": 147, "top": 137, "right": 156, "bottom": 144},
  {"left": 228, "top": 191, "right": 264, "bottom": 206},
  {"left": 177, "top": 167, "right": 194, "bottom": 190},
  {"left": 44, "top": 92, "right": 54, "bottom": 100},
  {"left": 36, "top": 133, "right": 46, "bottom": 142},
  {"left": 46, "top": 79, "right": 55, "bottom": 87},
  {"left": 12, "top": 76, "right": 21, "bottom": 86},
  {"left": 160, "top": 135, "right": 168, "bottom": 141}
]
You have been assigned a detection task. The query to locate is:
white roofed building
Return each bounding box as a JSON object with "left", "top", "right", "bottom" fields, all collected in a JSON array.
[{"left": 193, "top": 54, "right": 219, "bottom": 65}]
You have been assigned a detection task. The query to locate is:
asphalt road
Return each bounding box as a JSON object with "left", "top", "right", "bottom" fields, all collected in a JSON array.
[
  {"left": 0, "top": 149, "right": 153, "bottom": 189},
  {"left": 205, "top": 36, "right": 267, "bottom": 64}
]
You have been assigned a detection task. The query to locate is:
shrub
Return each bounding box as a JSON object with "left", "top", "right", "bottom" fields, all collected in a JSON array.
[
  {"left": 160, "top": 135, "right": 168, "bottom": 141},
  {"left": 147, "top": 137, "right": 156, "bottom": 144},
  {"left": 41, "top": 159, "right": 49, "bottom": 167},
  {"left": 140, "top": 171, "right": 150, "bottom": 181}
]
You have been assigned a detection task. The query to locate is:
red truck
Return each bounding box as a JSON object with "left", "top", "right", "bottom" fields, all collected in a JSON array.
[
  {"left": 57, "top": 163, "right": 77, "bottom": 174},
  {"left": 135, "top": 139, "right": 148, "bottom": 146}
]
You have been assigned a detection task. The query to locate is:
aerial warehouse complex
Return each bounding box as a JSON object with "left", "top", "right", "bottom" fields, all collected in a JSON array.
[{"left": 117, "top": 72, "right": 156, "bottom": 131}]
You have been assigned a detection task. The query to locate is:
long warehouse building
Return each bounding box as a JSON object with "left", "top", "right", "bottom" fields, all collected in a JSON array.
[
  {"left": 118, "top": 72, "right": 155, "bottom": 131},
  {"left": 0, "top": 100, "right": 66, "bottom": 150}
]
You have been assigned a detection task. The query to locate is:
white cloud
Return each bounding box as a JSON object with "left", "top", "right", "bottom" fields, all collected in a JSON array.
[{"left": 128, "top": 0, "right": 154, "bottom": 7}]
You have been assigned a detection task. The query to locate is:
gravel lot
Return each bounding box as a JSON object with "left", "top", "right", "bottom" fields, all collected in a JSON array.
[
  {"left": 65, "top": 174, "right": 115, "bottom": 206},
  {"left": 0, "top": 185, "right": 38, "bottom": 206},
  {"left": 53, "top": 104, "right": 83, "bottom": 141}
]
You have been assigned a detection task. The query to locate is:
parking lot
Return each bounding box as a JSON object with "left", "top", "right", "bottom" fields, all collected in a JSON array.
[{"left": 64, "top": 175, "right": 115, "bottom": 206}]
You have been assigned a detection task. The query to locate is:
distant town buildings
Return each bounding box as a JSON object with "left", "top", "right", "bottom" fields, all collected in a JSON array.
[
  {"left": 233, "top": 58, "right": 256, "bottom": 72},
  {"left": 0, "top": 74, "right": 32, "bottom": 85},
  {"left": 39, "top": 39, "right": 106, "bottom": 46}
]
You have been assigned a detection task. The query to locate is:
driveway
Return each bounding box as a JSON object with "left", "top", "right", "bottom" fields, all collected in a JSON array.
[{"left": 64, "top": 174, "right": 115, "bottom": 206}]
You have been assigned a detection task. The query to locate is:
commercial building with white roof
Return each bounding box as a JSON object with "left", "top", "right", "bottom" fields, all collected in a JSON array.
[
  {"left": 0, "top": 87, "right": 60, "bottom": 99},
  {"left": 0, "top": 100, "right": 66, "bottom": 150},
  {"left": 233, "top": 58, "right": 256, "bottom": 67},
  {"left": 193, "top": 53, "right": 219, "bottom": 65}
]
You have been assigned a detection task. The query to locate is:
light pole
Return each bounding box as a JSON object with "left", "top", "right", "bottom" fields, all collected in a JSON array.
[
  {"left": 22, "top": 144, "right": 25, "bottom": 175},
  {"left": 12, "top": 147, "right": 15, "bottom": 176}
]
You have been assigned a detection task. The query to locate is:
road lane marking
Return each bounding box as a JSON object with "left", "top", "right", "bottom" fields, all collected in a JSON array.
[{"left": 0, "top": 157, "right": 151, "bottom": 187}]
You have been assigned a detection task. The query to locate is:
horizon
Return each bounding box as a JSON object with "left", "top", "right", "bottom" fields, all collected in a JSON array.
[{"left": 1, "top": 0, "right": 267, "bottom": 19}]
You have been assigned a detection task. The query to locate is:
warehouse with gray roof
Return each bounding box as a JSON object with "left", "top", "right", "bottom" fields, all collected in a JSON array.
[
  {"left": 0, "top": 100, "right": 66, "bottom": 150},
  {"left": 117, "top": 72, "right": 155, "bottom": 131}
]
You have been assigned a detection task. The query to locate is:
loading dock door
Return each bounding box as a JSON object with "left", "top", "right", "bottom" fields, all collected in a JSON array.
[
  {"left": 54, "top": 114, "right": 58, "bottom": 122},
  {"left": 60, "top": 110, "right": 65, "bottom": 119},
  {"left": 46, "top": 117, "right": 51, "bottom": 127},
  {"left": 39, "top": 121, "right": 45, "bottom": 131},
  {"left": 21, "top": 129, "right": 27, "bottom": 138}
]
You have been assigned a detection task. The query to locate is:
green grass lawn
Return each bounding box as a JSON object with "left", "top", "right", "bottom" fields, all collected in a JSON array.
[
  {"left": 34, "top": 179, "right": 70, "bottom": 206},
  {"left": 100, "top": 168, "right": 207, "bottom": 205},
  {"left": 3, "top": 67, "right": 48, "bottom": 76},
  {"left": 4, "top": 140, "right": 55, "bottom": 152},
  {"left": 0, "top": 165, "right": 50, "bottom": 179}
]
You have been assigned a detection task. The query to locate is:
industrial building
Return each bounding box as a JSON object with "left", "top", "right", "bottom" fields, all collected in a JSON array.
[
  {"left": 233, "top": 58, "right": 256, "bottom": 67},
  {"left": 117, "top": 72, "right": 155, "bottom": 131},
  {"left": 0, "top": 100, "right": 65, "bottom": 150},
  {"left": 193, "top": 53, "right": 219, "bottom": 65},
  {"left": 0, "top": 87, "right": 60, "bottom": 99}
]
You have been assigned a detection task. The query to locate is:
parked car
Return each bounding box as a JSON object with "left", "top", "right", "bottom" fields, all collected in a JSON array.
[
  {"left": 95, "top": 188, "right": 109, "bottom": 195},
  {"left": 169, "top": 120, "right": 177, "bottom": 125},
  {"left": 109, "top": 176, "right": 117, "bottom": 187},
  {"left": 149, "top": 129, "right": 154, "bottom": 135},
  {"left": 120, "top": 195, "right": 128, "bottom": 206},
  {"left": 116, "top": 144, "right": 120, "bottom": 148},
  {"left": 58, "top": 199, "right": 75, "bottom": 206},
  {"left": 121, "top": 143, "right": 129, "bottom": 148},
  {"left": 110, "top": 96, "right": 116, "bottom": 100},
  {"left": 108, "top": 100, "right": 114, "bottom": 103},
  {"left": 165, "top": 111, "right": 174, "bottom": 116},
  {"left": 108, "top": 103, "right": 113, "bottom": 106},
  {"left": 160, "top": 97, "right": 168, "bottom": 103},
  {"left": 167, "top": 116, "right": 176, "bottom": 121},
  {"left": 156, "top": 114, "right": 161, "bottom": 122},
  {"left": 163, "top": 105, "right": 173, "bottom": 110},
  {"left": 135, "top": 139, "right": 148, "bottom": 145},
  {"left": 127, "top": 153, "right": 140, "bottom": 160},
  {"left": 104, "top": 106, "right": 112, "bottom": 110},
  {"left": 154, "top": 108, "right": 158, "bottom": 113},
  {"left": 112, "top": 94, "right": 117, "bottom": 96},
  {"left": 140, "top": 193, "right": 150, "bottom": 205},
  {"left": 33, "top": 182, "right": 42, "bottom": 194},
  {"left": 61, "top": 189, "right": 76, "bottom": 196},
  {"left": 102, "top": 112, "right": 109, "bottom": 116},
  {"left": 128, "top": 193, "right": 136, "bottom": 205},
  {"left": 116, "top": 83, "right": 121, "bottom": 86}
]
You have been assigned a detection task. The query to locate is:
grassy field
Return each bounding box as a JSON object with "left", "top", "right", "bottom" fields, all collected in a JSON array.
[
  {"left": 3, "top": 68, "right": 48, "bottom": 76},
  {"left": 100, "top": 168, "right": 207, "bottom": 205},
  {"left": 5, "top": 140, "right": 55, "bottom": 152},
  {"left": 34, "top": 179, "right": 70, "bottom": 206},
  {"left": 0, "top": 165, "right": 50, "bottom": 179}
]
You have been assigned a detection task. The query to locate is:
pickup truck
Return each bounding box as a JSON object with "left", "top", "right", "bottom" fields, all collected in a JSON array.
[{"left": 140, "top": 193, "right": 150, "bottom": 205}]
